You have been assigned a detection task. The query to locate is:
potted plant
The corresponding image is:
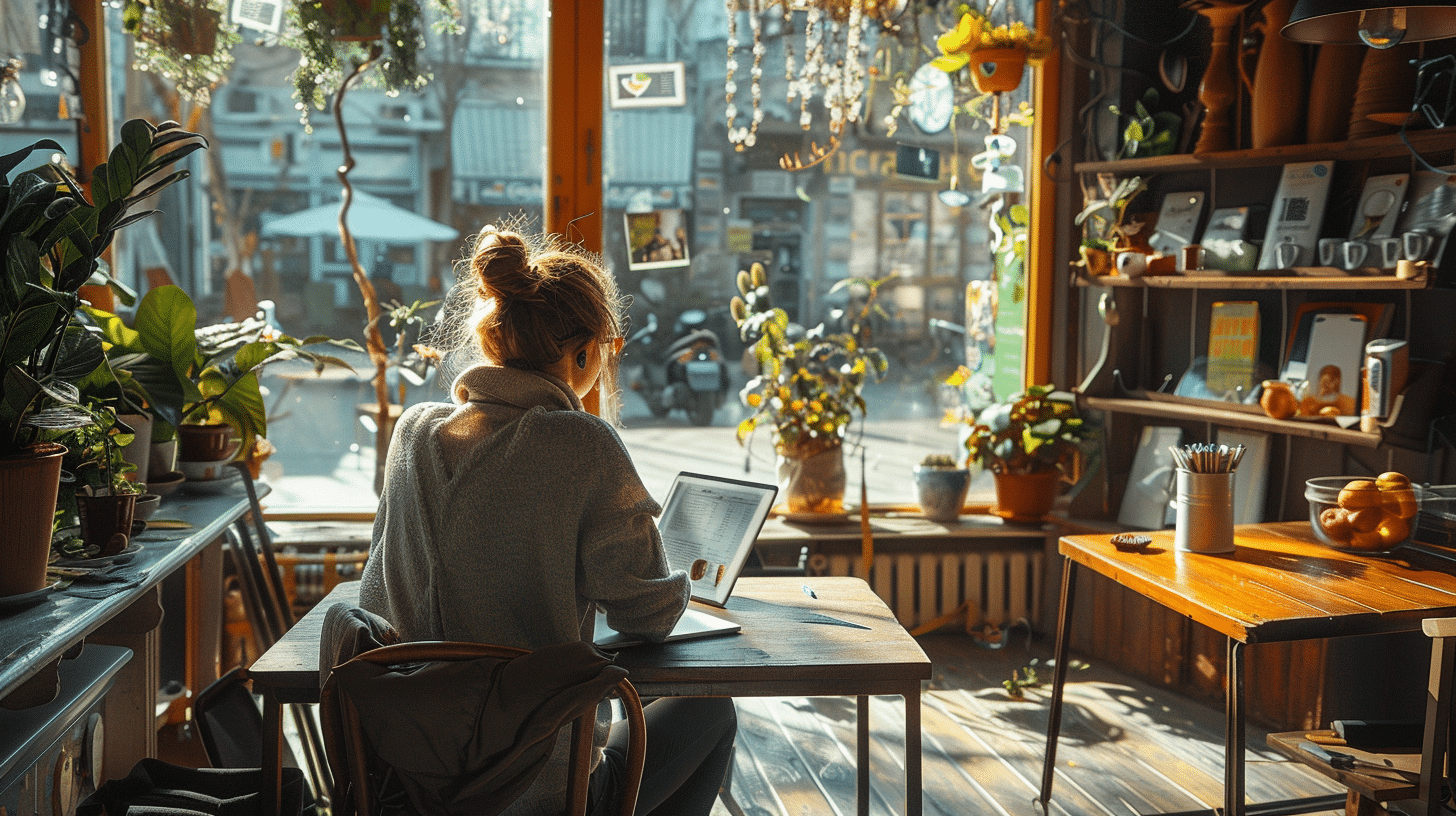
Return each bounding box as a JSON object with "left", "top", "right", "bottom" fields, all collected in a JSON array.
[
  {"left": 950, "top": 381, "right": 1094, "bottom": 522},
  {"left": 283, "top": 0, "right": 461, "bottom": 131},
  {"left": 1075, "top": 174, "right": 1148, "bottom": 276},
  {"left": 732, "top": 263, "right": 888, "bottom": 514},
  {"left": 86, "top": 284, "right": 358, "bottom": 476},
  {"left": 914, "top": 454, "right": 971, "bottom": 523},
  {"left": 123, "top": 0, "right": 241, "bottom": 105},
  {"left": 930, "top": 3, "right": 1052, "bottom": 132},
  {"left": 50, "top": 404, "right": 145, "bottom": 559},
  {"left": 0, "top": 120, "right": 205, "bottom": 596}
]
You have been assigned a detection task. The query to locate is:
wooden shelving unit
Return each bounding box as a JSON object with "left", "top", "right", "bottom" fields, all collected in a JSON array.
[
  {"left": 1075, "top": 270, "right": 1431, "bottom": 290},
  {"left": 1081, "top": 395, "right": 1384, "bottom": 448},
  {"left": 1074, "top": 129, "right": 1455, "bottom": 174}
]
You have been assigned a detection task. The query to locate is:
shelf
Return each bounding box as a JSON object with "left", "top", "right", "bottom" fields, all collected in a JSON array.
[
  {"left": 1075, "top": 269, "right": 1430, "bottom": 290},
  {"left": 1074, "top": 129, "right": 1456, "bottom": 174},
  {"left": 1082, "top": 396, "right": 1384, "bottom": 447}
]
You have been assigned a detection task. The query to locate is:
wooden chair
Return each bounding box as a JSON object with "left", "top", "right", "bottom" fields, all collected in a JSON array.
[
  {"left": 321, "top": 641, "right": 647, "bottom": 816},
  {"left": 1268, "top": 616, "right": 1456, "bottom": 816}
]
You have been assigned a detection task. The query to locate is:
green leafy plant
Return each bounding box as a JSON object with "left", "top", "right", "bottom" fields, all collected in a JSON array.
[
  {"left": 956, "top": 384, "right": 1094, "bottom": 476},
  {"left": 52, "top": 404, "right": 142, "bottom": 497},
  {"left": 731, "top": 263, "right": 888, "bottom": 458},
  {"left": 123, "top": 0, "right": 242, "bottom": 105},
  {"left": 1110, "top": 88, "right": 1181, "bottom": 159},
  {"left": 1003, "top": 657, "right": 1089, "bottom": 699},
  {"left": 1074, "top": 174, "right": 1148, "bottom": 250},
  {"left": 284, "top": 0, "right": 463, "bottom": 131},
  {"left": 84, "top": 285, "right": 359, "bottom": 461},
  {"left": 0, "top": 119, "right": 207, "bottom": 458}
]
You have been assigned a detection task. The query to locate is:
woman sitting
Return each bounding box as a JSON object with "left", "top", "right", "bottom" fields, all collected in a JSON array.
[{"left": 360, "top": 226, "right": 737, "bottom": 816}]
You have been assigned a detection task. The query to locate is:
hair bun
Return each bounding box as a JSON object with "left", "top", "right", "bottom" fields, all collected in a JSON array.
[{"left": 472, "top": 228, "right": 541, "bottom": 304}]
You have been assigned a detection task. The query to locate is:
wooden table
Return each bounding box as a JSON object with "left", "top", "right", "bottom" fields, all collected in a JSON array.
[
  {"left": 249, "top": 576, "right": 933, "bottom": 816},
  {"left": 1037, "top": 522, "right": 1456, "bottom": 816}
]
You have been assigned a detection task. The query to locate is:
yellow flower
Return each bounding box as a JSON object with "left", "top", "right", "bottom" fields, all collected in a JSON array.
[
  {"left": 778, "top": 386, "right": 791, "bottom": 401},
  {"left": 809, "top": 400, "right": 823, "bottom": 412},
  {"left": 746, "top": 392, "right": 762, "bottom": 407},
  {"left": 790, "top": 400, "right": 804, "bottom": 412}
]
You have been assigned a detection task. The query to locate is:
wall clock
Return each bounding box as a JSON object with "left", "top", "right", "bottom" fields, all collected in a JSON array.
[{"left": 907, "top": 62, "right": 953, "bottom": 135}]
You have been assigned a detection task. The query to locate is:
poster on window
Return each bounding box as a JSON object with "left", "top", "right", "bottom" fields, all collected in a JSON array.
[
  {"left": 609, "top": 63, "right": 686, "bottom": 108},
  {"left": 625, "top": 210, "right": 691, "bottom": 271}
]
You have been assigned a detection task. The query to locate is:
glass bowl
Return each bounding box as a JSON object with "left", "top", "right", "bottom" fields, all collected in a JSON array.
[{"left": 1305, "top": 476, "right": 1423, "bottom": 553}]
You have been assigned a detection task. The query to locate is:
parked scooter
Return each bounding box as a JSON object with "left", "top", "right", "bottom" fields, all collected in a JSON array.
[{"left": 623, "top": 308, "right": 730, "bottom": 426}]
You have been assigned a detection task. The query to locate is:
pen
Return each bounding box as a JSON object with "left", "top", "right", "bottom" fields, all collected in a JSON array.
[{"left": 801, "top": 584, "right": 817, "bottom": 599}]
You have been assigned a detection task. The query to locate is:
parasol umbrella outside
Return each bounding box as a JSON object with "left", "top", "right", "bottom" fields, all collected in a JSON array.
[{"left": 260, "top": 191, "right": 459, "bottom": 242}]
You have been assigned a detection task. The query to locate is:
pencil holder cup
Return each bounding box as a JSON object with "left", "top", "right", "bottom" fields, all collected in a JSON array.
[{"left": 1175, "top": 469, "right": 1236, "bottom": 554}]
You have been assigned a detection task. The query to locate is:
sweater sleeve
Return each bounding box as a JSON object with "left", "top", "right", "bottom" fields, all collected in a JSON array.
[{"left": 569, "top": 418, "right": 689, "bottom": 643}]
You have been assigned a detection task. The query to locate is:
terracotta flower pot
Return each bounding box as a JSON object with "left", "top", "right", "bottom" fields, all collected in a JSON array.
[
  {"left": 320, "top": 0, "right": 389, "bottom": 41},
  {"left": 177, "top": 423, "right": 238, "bottom": 462},
  {"left": 992, "top": 470, "right": 1061, "bottom": 522},
  {"left": 969, "top": 47, "right": 1028, "bottom": 94},
  {"left": 77, "top": 493, "right": 139, "bottom": 557},
  {"left": 777, "top": 443, "right": 847, "bottom": 514},
  {"left": 1080, "top": 245, "right": 1114, "bottom": 277},
  {"left": 0, "top": 443, "right": 66, "bottom": 597}
]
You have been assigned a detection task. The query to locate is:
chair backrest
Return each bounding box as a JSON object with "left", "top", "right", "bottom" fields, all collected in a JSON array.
[
  {"left": 1415, "top": 616, "right": 1456, "bottom": 813},
  {"left": 321, "top": 640, "right": 645, "bottom": 816}
]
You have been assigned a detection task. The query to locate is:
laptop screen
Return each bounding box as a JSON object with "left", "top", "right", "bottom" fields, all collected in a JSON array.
[{"left": 658, "top": 471, "right": 777, "bottom": 607}]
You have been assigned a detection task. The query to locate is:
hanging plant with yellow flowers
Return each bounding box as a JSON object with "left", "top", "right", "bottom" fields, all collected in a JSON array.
[{"left": 933, "top": 3, "right": 1051, "bottom": 97}]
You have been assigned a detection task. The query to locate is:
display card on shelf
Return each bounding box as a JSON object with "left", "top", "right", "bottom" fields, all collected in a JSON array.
[
  {"left": 1396, "top": 167, "right": 1456, "bottom": 264},
  {"left": 1257, "top": 161, "right": 1334, "bottom": 270},
  {"left": 1348, "top": 174, "right": 1409, "bottom": 241},
  {"left": 1206, "top": 301, "right": 1260, "bottom": 398},
  {"left": 1298, "top": 314, "right": 1367, "bottom": 418},
  {"left": 1118, "top": 426, "right": 1183, "bottom": 530},
  {"left": 1215, "top": 428, "right": 1270, "bottom": 524},
  {"left": 1200, "top": 206, "right": 1262, "bottom": 272},
  {"left": 1281, "top": 301, "right": 1391, "bottom": 383},
  {"left": 1149, "top": 191, "right": 1205, "bottom": 256}
]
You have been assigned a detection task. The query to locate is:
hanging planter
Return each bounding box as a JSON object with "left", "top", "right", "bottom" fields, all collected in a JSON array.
[
  {"left": 160, "top": 4, "right": 221, "bottom": 56},
  {"left": 124, "top": 0, "right": 241, "bottom": 104},
  {"left": 317, "top": 0, "right": 390, "bottom": 41},
  {"left": 968, "top": 46, "right": 1028, "bottom": 94}
]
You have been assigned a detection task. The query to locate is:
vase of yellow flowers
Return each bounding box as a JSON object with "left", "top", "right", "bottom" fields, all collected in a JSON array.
[{"left": 732, "top": 264, "right": 889, "bottom": 514}]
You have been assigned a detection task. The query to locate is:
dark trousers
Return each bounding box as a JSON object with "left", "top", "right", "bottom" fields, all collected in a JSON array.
[{"left": 589, "top": 697, "right": 737, "bottom": 816}]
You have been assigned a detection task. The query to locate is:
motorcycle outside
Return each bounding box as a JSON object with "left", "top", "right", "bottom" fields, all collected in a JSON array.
[{"left": 623, "top": 309, "right": 730, "bottom": 426}]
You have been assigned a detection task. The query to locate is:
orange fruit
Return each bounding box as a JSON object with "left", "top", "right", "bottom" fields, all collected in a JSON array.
[
  {"left": 1260, "top": 383, "right": 1299, "bottom": 420},
  {"left": 1338, "top": 480, "right": 1381, "bottom": 510},
  {"left": 1348, "top": 529, "right": 1386, "bottom": 550},
  {"left": 1382, "top": 488, "right": 1419, "bottom": 519},
  {"left": 1376, "top": 471, "right": 1412, "bottom": 491},
  {"left": 1377, "top": 516, "right": 1411, "bottom": 547},
  {"left": 1319, "top": 507, "right": 1354, "bottom": 543},
  {"left": 1348, "top": 507, "right": 1383, "bottom": 533}
]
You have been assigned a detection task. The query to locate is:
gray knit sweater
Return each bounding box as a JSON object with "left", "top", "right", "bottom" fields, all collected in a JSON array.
[{"left": 359, "top": 364, "right": 689, "bottom": 814}]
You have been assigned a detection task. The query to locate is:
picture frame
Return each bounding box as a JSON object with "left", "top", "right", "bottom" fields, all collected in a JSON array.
[
  {"left": 608, "top": 63, "right": 687, "bottom": 108},
  {"left": 624, "top": 209, "right": 691, "bottom": 271}
]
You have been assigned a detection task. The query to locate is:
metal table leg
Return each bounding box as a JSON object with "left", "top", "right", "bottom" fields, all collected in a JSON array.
[
  {"left": 1037, "top": 558, "right": 1078, "bottom": 813},
  {"left": 262, "top": 692, "right": 283, "bottom": 816},
  {"left": 1226, "top": 638, "right": 1246, "bottom": 816},
  {"left": 857, "top": 695, "right": 869, "bottom": 816},
  {"left": 905, "top": 684, "right": 922, "bottom": 816}
]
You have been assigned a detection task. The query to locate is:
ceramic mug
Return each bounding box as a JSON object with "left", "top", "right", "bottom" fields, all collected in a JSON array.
[
  {"left": 1116, "top": 251, "right": 1148, "bottom": 277},
  {"left": 1372, "top": 237, "right": 1401, "bottom": 268},
  {"left": 1341, "top": 240, "right": 1370, "bottom": 270},
  {"left": 1404, "top": 230, "right": 1435, "bottom": 262},
  {"left": 1318, "top": 238, "right": 1344, "bottom": 267},
  {"left": 1275, "top": 241, "right": 1304, "bottom": 269}
]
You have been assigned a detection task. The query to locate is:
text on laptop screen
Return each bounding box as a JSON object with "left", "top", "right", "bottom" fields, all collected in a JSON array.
[{"left": 658, "top": 473, "right": 776, "bottom": 606}]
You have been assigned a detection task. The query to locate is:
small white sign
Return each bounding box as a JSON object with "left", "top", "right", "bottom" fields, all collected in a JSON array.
[
  {"left": 608, "top": 63, "right": 686, "bottom": 108},
  {"left": 232, "top": 0, "right": 282, "bottom": 33}
]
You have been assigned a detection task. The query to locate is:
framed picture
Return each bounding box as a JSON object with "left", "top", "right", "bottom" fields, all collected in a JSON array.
[
  {"left": 608, "top": 63, "right": 686, "bottom": 108},
  {"left": 625, "top": 210, "right": 691, "bottom": 271}
]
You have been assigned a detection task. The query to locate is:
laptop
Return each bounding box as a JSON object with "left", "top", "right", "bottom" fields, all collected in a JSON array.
[{"left": 594, "top": 472, "right": 777, "bottom": 649}]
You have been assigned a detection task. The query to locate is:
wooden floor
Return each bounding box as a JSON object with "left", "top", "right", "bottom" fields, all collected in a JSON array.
[{"left": 717, "top": 632, "right": 1347, "bottom": 816}]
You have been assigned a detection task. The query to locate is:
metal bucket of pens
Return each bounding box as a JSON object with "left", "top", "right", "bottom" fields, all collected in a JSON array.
[{"left": 1171, "top": 443, "right": 1245, "bottom": 554}]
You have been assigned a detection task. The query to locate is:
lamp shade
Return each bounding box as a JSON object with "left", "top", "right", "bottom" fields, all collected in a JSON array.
[{"left": 1282, "top": 0, "right": 1456, "bottom": 44}]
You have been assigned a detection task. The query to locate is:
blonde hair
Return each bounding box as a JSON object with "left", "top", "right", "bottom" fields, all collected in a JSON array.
[{"left": 460, "top": 225, "right": 624, "bottom": 411}]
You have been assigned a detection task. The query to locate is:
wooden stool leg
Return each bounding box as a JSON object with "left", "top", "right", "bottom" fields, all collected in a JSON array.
[{"left": 1346, "top": 789, "right": 1393, "bottom": 816}]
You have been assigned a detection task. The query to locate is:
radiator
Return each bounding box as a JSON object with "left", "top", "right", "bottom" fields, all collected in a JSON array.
[{"left": 810, "top": 550, "right": 1043, "bottom": 630}]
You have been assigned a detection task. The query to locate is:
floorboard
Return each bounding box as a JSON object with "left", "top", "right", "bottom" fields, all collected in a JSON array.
[{"left": 721, "top": 634, "right": 1348, "bottom": 816}]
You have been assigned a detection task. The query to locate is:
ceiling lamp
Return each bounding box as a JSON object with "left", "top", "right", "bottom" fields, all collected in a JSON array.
[{"left": 1282, "top": 0, "right": 1456, "bottom": 48}]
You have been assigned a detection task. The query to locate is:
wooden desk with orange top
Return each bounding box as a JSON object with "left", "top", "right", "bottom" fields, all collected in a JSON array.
[{"left": 1037, "top": 522, "right": 1456, "bottom": 816}]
